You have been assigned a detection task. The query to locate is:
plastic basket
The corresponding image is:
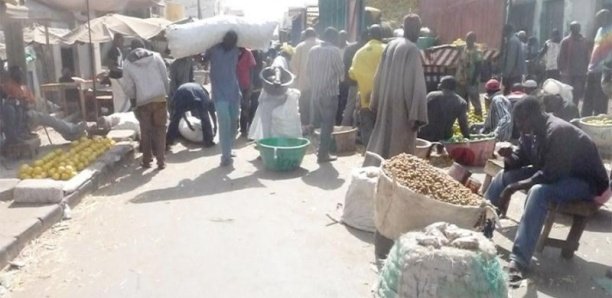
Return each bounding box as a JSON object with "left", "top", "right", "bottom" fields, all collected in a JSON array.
[
  {"left": 442, "top": 138, "right": 496, "bottom": 167},
  {"left": 256, "top": 137, "right": 310, "bottom": 171}
]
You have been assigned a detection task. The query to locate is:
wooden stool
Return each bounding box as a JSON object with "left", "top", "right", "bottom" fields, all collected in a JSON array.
[{"left": 536, "top": 200, "right": 600, "bottom": 259}]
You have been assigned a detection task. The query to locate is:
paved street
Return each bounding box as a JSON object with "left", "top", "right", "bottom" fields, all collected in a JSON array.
[
  {"left": 2, "top": 140, "right": 376, "bottom": 298},
  {"left": 0, "top": 139, "right": 610, "bottom": 298}
]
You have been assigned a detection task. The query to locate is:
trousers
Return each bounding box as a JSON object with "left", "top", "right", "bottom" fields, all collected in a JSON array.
[
  {"left": 312, "top": 94, "right": 338, "bottom": 158},
  {"left": 484, "top": 167, "right": 594, "bottom": 268},
  {"left": 341, "top": 86, "right": 358, "bottom": 126},
  {"left": 583, "top": 72, "right": 609, "bottom": 116},
  {"left": 215, "top": 100, "right": 239, "bottom": 163},
  {"left": 136, "top": 101, "right": 167, "bottom": 166}
]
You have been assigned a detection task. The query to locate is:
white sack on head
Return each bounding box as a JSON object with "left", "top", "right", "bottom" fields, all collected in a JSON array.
[{"left": 166, "top": 15, "right": 278, "bottom": 59}]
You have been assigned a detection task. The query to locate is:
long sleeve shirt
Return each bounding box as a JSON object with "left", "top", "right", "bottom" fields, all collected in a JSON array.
[
  {"left": 558, "top": 35, "right": 590, "bottom": 77},
  {"left": 306, "top": 42, "right": 344, "bottom": 98},
  {"left": 483, "top": 92, "right": 513, "bottom": 141},
  {"left": 502, "top": 35, "right": 526, "bottom": 78},
  {"left": 505, "top": 114, "right": 609, "bottom": 196},
  {"left": 418, "top": 90, "right": 470, "bottom": 141},
  {"left": 290, "top": 38, "right": 320, "bottom": 91}
]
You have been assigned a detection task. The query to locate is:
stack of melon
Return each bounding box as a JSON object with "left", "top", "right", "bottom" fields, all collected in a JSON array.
[{"left": 18, "top": 136, "right": 116, "bottom": 181}]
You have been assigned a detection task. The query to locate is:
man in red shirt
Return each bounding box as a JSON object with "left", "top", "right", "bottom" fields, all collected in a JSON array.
[{"left": 236, "top": 48, "right": 256, "bottom": 136}]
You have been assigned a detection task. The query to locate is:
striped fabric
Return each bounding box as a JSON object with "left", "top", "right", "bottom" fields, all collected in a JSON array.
[
  {"left": 420, "top": 45, "right": 499, "bottom": 67},
  {"left": 306, "top": 42, "right": 345, "bottom": 98},
  {"left": 483, "top": 92, "right": 513, "bottom": 142}
]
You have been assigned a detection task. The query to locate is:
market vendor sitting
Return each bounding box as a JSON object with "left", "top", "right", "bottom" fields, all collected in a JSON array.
[
  {"left": 484, "top": 97, "right": 609, "bottom": 280},
  {"left": 542, "top": 93, "right": 579, "bottom": 122},
  {"left": 166, "top": 82, "right": 217, "bottom": 149},
  {"left": 1, "top": 66, "right": 85, "bottom": 145},
  {"left": 482, "top": 79, "right": 513, "bottom": 141},
  {"left": 248, "top": 66, "right": 301, "bottom": 140},
  {"left": 1, "top": 66, "right": 36, "bottom": 144},
  {"left": 418, "top": 76, "right": 470, "bottom": 142}
]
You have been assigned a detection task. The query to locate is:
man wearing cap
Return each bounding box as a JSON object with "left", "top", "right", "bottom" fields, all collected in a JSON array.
[
  {"left": 483, "top": 79, "right": 513, "bottom": 141},
  {"left": 523, "top": 80, "right": 539, "bottom": 95},
  {"left": 419, "top": 76, "right": 470, "bottom": 142},
  {"left": 506, "top": 83, "right": 527, "bottom": 109}
]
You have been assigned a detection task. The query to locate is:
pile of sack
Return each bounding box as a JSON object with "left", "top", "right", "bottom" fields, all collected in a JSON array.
[{"left": 375, "top": 222, "right": 507, "bottom": 298}]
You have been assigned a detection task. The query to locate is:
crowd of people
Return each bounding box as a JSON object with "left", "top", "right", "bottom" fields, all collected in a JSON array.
[{"left": 1, "top": 9, "right": 611, "bottom": 283}]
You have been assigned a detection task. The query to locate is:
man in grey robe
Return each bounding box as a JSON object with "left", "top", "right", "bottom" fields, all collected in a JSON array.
[{"left": 365, "top": 14, "right": 428, "bottom": 165}]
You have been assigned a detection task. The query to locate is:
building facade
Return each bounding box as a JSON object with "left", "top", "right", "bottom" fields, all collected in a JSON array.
[{"left": 510, "top": 0, "right": 612, "bottom": 43}]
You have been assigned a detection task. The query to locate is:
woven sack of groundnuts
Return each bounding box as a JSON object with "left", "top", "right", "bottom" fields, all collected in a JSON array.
[{"left": 375, "top": 153, "right": 496, "bottom": 239}]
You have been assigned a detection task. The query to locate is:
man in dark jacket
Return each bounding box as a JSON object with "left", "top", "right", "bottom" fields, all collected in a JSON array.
[
  {"left": 166, "top": 83, "right": 217, "bottom": 149},
  {"left": 418, "top": 76, "right": 470, "bottom": 142},
  {"left": 484, "top": 97, "right": 609, "bottom": 280}
]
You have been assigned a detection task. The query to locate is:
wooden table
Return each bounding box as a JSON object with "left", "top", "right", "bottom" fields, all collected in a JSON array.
[
  {"left": 40, "top": 82, "right": 80, "bottom": 116},
  {"left": 74, "top": 81, "right": 113, "bottom": 121}
]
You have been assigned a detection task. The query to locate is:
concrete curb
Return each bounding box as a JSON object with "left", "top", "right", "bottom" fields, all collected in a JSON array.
[{"left": 0, "top": 142, "right": 136, "bottom": 270}]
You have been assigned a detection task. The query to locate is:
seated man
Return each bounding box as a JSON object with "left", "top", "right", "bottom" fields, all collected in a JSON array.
[
  {"left": 1, "top": 66, "right": 36, "bottom": 144},
  {"left": 506, "top": 83, "right": 527, "bottom": 109},
  {"left": 482, "top": 79, "right": 513, "bottom": 141},
  {"left": 418, "top": 76, "right": 470, "bottom": 141},
  {"left": 484, "top": 97, "right": 609, "bottom": 280},
  {"left": 166, "top": 83, "right": 217, "bottom": 148},
  {"left": 542, "top": 94, "right": 579, "bottom": 122}
]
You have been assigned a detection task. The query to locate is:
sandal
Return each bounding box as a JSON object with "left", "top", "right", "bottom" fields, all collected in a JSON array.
[{"left": 507, "top": 261, "right": 525, "bottom": 287}]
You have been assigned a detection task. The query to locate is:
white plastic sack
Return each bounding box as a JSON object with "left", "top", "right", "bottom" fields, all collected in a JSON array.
[
  {"left": 375, "top": 222, "right": 507, "bottom": 298},
  {"left": 375, "top": 170, "right": 495, "bottom": 240},
  {"left": 249, "top": 89, "right": 301, "bottom": 140},
  {"left": 179, "top": 114, "right": 203, "bottom": 143},
  {"left": 166, "top": 16, "right": 278, "bottom": 59},
  {"left": 13, "top": 179, "right": 65, "bottom": 203},
  {"left": 341, "top": 167, "right": 380, "bottom": 232},
  {"left": 270, "top": 89, "right": 302, "bottom": 139},
  {"left": 542, "top": 78, "right": 574, "bottom": 104},
  {"left": 100, "top": 112, "right": 140, "bottom": 137}
]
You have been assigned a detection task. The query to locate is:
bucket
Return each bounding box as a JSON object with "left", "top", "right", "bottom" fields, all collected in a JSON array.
[
  {"left": 579, "top": 116, "right": 612, "bottom": 159},
  {"left": 442, "top": 138, "right": 496, "bottom": 167},
  {"left": 256, "top": 137, "right": 310, "bottom": 171},
  {"left": 314, "top": 126, "right": 358, "bottom": 154}
]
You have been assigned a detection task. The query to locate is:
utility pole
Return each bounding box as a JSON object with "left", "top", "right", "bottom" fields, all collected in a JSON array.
[{"left": 197, "top": 0, "right": 202, "bottom": 19}]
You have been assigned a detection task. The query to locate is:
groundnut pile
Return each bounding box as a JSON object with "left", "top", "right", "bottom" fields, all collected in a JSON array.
[{"left": 383, "top": 154, "right": 482, "bottom": 206}]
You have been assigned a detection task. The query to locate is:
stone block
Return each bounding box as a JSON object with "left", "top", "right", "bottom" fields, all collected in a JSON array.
[
  {"left": 13, "top": 179, "right": 64, "bottom": 204},
  {"left": 0, "top": 179, "right": 20, "bottom": 201}
]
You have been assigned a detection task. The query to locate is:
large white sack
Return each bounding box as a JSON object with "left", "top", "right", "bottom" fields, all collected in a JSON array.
[
  {"left": 341, "top": 167, "right": 380, "bottom": 232},
  {"left": 179, "top": 115, "right": 204, "bottom": 143},
  {"left": 270, "top": 89, "right": 302, "bottom": 139},
  {"left": 100, "top": 112, "right": 140, "bottom": 137},
  {"left": 375, "top": 222, "right": 507, "bottom": 298},
  {"left": 166, "top": 16, "right": 278, "bottom": 59}
]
